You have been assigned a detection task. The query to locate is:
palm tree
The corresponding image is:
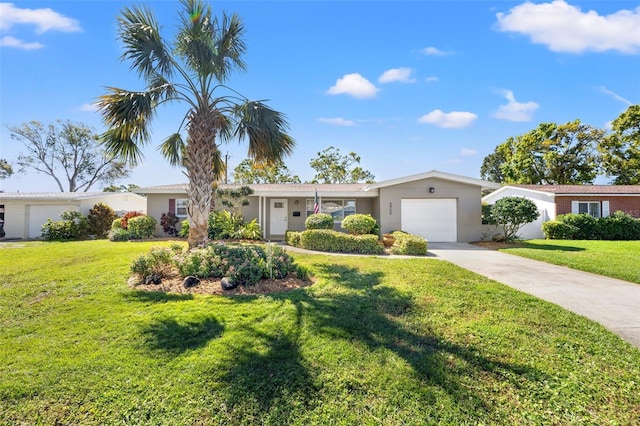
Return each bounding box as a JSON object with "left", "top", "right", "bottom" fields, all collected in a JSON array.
[{"left": 97, "top": 0, "right": 295, "bottom": 247}]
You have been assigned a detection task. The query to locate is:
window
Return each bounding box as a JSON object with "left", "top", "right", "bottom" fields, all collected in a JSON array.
[
  {"left": 306, "top": 199, "right": 356, "bottom": 222},
  {"left": 578, "top": 201, "right": 600, "bottom": 218},
  {"left": 176, "top": 199, "right": 188, "bottom": 218}
]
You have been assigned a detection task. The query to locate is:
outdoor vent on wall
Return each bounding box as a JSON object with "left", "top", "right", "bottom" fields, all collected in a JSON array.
[{"left": 429, "top": 187, "right": 435, "bottom": 194}]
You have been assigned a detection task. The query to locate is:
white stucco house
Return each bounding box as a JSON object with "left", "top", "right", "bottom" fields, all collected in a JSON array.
[{"left": 0, "top": 192, "right": 147, "bottom": 240}]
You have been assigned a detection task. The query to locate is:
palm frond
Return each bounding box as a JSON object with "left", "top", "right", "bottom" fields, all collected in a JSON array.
[
  {"left": 233, "top": 101, "right": 296, "bottom": 164},
  {"left": 101, "top": 127, "right": 145, "bottom": 166},
  {"left": 97, "top": 88, "right": 156, "bottom": 130},
  {"left": 118, "top": 5, "right": 173, "bottom": 78},
  {"left": 158, "top": 133, "right": 185, "bottom": 166},
  {"left": 212, "top": 12, "right": 247, "bottom": 81}
]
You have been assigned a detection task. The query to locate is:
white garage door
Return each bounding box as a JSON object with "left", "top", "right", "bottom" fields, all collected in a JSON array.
[
  {"left": 401, "top": 199, "right": 457, "bottom": 242},
  {"left": 28, "top": 205, "right": 70, "bottom": 238}
]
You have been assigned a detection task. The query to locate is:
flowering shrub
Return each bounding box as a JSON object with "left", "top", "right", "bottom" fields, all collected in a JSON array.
[{"left": 87, "top": 203, "right": 117, "bottom": 238}]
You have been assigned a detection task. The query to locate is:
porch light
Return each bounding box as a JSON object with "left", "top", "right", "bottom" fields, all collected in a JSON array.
[{"left": 429, "top": 187, "right": 435, "bottom": 193}]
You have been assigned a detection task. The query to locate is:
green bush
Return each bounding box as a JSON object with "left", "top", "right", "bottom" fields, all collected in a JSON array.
[
  {"left": 172, "top": 243, "right": 297, "bottom": 286},
  {"left": 179, "top": 220, "right": 189, "bottom": 238},
  {"left": 130, "top": 247, "right": 174, "bottom": 281},
  {"left": 237, "top": 219, "right": 262, "bottom": 240},
  {"left": 542, "top": 220, "right": 578, "bottom": 240},
  {"left": 305, "top": 213, "right": 334, "bottom": 230},
  {"left": 390, "top": 231, "right": 428, "bottom": 256},
  {"left": 108, "top": 228, "right": 132, "bottom": 242},
  {"left": 285, "top": 230, "right": 302, "bottom": 247},
  {"left": 111, "top": 218, "right": 124, "bottom": 230},
  {"left": 119, "top": 211, "right": 144, "bottom": 229},
  {"left": 341, "top": 214, "right": 376, "bottom": 235},
  {"left": 41, "top": 210, "right": 89, "bottom": 241},
  {"left": 544, "top": 212, "right": 640, "bottom": 240},
  {"left": 298, "top": 229, "right": 383, "bottom": 254},
  {"left": 208, "top": 210, "right": 242, "bottom": 240},
  {"left": 87, "top": 203, "right": 117, "bottom": 238},
  {"left": 127, "top": 215, "right": 157, "bottom": 239}
]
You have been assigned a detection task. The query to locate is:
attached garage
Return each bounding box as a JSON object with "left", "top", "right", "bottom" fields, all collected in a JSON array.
[
  {"left": 401, "top": 198, "right": 457, "bottom": 242},
  {"left": 28, "top": 205, "right": 71, "bottom": 238}
]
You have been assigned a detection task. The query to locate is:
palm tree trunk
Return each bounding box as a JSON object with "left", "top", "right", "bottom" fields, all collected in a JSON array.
[{"left": 185, "top": 109, "right": 218, "bottom": 248}]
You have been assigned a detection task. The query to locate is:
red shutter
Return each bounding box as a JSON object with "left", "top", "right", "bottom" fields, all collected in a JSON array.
[{"left": 169, "top": 199, "right": 176, "bottom": 214}]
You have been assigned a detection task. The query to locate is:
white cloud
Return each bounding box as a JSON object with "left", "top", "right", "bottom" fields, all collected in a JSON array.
[
  {"left": 0, "top": 35, "right": 42, "bottom": 50},
  {"left": 317, "top": 117, "right": 356, "bottom": 127},
  {"left": 378, "top": 68, "right": 416, "bottom": 84},
  {"left": 492, "top": 90, "right": 539, "bottom": 122},
  {"left": 422, "top": 46, "right": 452, "bottom": 56},
  {"left": 418, "top": 109, "right": 478, "bottom": 128},
  {"left": 496, "top": 0, "right": 640, "bottom": 54},
  {"left": 460, "top": 148, "right": 478, "bottom": 156},
  {"left": 79, "top": 103, "right": 98, "bottom": 112},
  {"left": 0, "top": 2, "right": 81, "bottom": 33},
  {"left": 425, "top": 76, "right": 439, "bottom": 83},
  {"left": 326, "top": 73, "right": 379, "bottom": 99},
  {"left": 597, "top": 86, "right": 632, "bottom": 105}
]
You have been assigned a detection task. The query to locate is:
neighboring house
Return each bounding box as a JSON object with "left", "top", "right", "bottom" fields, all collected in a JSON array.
[
  {"left": 482, "top": 185, "right": 640, "bottom": 239},
  {"left": 137, "top": 170, "right": 499, "bottom": 242},
  {"left": 0, "top": 192, "right": 147, "bottom": 240}
]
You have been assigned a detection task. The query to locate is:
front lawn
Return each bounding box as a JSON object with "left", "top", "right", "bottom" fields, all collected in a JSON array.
[
  {"left": 1, "top": 240, "right": 638, "bottom": 424},
  {"left": 497, "top": 240, "right": 640, "bottom": 284}
]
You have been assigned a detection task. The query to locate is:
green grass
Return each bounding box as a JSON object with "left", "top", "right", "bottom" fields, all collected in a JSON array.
[
  {"left": 498, "top": 240, "right": 640, "bottom": 284},
  {"left": 1, "top": 240, "right": 638, "bottom": 424}
]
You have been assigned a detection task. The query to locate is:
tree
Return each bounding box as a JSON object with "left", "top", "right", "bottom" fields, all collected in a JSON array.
[
  {"left": 488, "top": 196, "right": 539, "bottom": 241},
  {"left": 233, "top": 159, "right": 301, "bottom": 184},
  {"left": 8, "top": 121, "right": 130, "bottom": 192},
  {"left": 481, "top": 120, "right": 604, "bottom": 184},
  {"left": 309, "top": 146, "right": 375, "bottom": 184},
  {"left": 0, "top": 158, "right": 13, "bottom": 180},
  {"left": 97, "top": 0, "right": 294, "bottom": 248},
  {"left": 599, "top": 105, "right": 640, "bottom": 184},
  {"left": 104, "top": 183, "right": 140, "bottom": 192}
]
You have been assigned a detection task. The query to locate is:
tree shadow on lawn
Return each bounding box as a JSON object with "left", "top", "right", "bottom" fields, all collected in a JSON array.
[
  {"left": 124, "top": 290, "right": 194, "bottom": 303},
  {"left": 142, "top": 316, "right": 225, "bottom": 354},
  {"left": 516, "top": 242, "right": 585, "bottom": 252},
  {"left": 214, "top": 263, "right": 549, "bottom": 422}
]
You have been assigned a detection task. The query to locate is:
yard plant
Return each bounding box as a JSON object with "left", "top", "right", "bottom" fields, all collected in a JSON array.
[{"left": 0, "top": 241, "right": 638, "bottom": 424}]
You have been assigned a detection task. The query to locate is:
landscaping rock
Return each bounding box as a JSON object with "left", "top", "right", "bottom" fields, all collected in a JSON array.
[
  {"left": 221, "top": 277, "right": 238, "bottom": 291},
  {"left": 183, "top": 276, "right": 200, "bottom": 288},
  {"left": 144, "top": 274, "right": 162, "bottom": 285}
]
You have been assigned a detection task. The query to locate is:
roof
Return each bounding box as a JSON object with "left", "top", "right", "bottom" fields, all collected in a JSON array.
[
  {"left": 0, "top": 192, "right": 146, "bottom": 201},
  {"left": 135, "top": 183, "right": 378, "bottom": 197},
  {"left": 508, "top": 185, "right": 640, "bottom": 196},
  {"left": 363, "top": 170, "right": 499, "bottom": 191}
]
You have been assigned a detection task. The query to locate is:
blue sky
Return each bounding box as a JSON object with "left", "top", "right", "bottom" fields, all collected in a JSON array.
[{"left": 1, "top": 0, "right": 639, "bottom": 192}]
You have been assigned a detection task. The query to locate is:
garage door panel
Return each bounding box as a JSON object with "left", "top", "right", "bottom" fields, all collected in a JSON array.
[
  {"left": 29, "top": 205, "right": 69, "bottom": 238},
  {"left": 401, "top": 199, "right": 457, "bottom": 242}
]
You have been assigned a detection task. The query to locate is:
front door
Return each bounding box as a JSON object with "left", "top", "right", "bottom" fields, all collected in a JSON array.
[{"left": 269, "top": 199, "right": 288, "bottom": 236}]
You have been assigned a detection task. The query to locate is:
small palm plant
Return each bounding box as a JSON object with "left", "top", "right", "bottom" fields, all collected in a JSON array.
[{"left": 98, "top": 0, "right": 294, "bottom": 247}]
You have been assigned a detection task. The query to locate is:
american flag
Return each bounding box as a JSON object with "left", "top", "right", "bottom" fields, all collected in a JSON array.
[{"left": 313, "top": 189, "right": 319, "bottom": 214}]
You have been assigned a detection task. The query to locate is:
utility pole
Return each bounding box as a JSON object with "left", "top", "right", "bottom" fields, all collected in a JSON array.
[{"left": 224, "top": 152, "right": 229, "bottom": 184}]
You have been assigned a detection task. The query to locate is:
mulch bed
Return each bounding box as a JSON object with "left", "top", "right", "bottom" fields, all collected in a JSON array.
[
  {"left": 470, "top": 241, "right": 525, "bottom": 250},
  {"left": 128, "top": 273, "right": 313, "bottom": 296}
]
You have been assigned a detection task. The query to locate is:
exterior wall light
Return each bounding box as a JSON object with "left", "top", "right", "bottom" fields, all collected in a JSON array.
[{"left": 429, "top": 187, "right": 435, "bottom": 194}]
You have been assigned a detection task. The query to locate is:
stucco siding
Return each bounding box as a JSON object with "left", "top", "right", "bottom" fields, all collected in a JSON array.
[
  {"left": 378, "top": 177, "right": 483, "bottom": 242},
  {"left": 483, "top": 188, "right": 555, "bottom": 240}
]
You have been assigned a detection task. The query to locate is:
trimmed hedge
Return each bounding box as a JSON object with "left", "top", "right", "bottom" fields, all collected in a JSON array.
[
  {"left": 297, "top": 229, "right": 383, "bottom": 255},
  {"left": 127, "top": 215, "right": 157, "bottom": 239},
  {"left": 543, "top": 212, "right": 640, "bottom": 240},
  {"left": 285, "top": 230, "right": 301, "bottom": 247},
  {"left": 390, "top": 231, "right": 428, "bottom": 256},
  {"left": 341, "top": 214, "right": 377, "bottom": 235},
  {"left": 305, "top": 213, "right": 334, "bottom": 230}
]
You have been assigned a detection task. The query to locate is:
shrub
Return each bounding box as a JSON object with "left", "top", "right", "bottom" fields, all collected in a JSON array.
[
  {"left": 390, "top": 231, "right": 427, "bottom": 256},
  {"left": 489, "top": 197, "right": 539, "bottom": 241},
  {"left": 262, "top": 244, "right": 295, "bottom": 279},
  {"left": 179, "top": 220, "right": 189, "bottom": 238},
  {"left": 127, "top": 215, "right": 157, "bottom": 239},
  {"left": 130, "top": 247, "right": 174, "bottom": 281},
  {"left": 108, "top": 228, "right": 132, "bottom": 242},
  {"left": 305, "top": 213, "right": 334, "bottom": 230},
  {"left": 87, "top": 203, "right": 117, "bottom": 238},
  {"left": 120, "top": 211, "right": 143, "bottom": 229},
  {"left": 175, "top": 247, "right": 213, "bottom": 278},
  {"left": 160, "top": 212, "right": 180, "bottom": 237},
  {"left": 557, "top": 213, "right": 599, "bottom": 240},
  {"left": 285, "top": 230, "right": 302, "bottom": 247},
  {"left": 111, "top": 218, "right": 124, "bottom": 230},
  {"left": 236, "top": 219, "right": 262, "bottom": 240},
  {"left": 41, "top": 210, "right": 89, "bottom": 241},
  {"left": 542, "top": 220, "right": 578, "bottom": 240},
  {"left": 341, "top": 214, "right": 376, "bottom": 235},
  {"left": 298, "top": 229, "right": 383, "bottom": 254},
  {"left": 227, "top": 262, "right": 264, "bottom": 286},
  {"left": 208, "top": 210, "right": 245, "bottom": 240},
  {"left": 600, "top": 211, "right": 640, "bottom": 240}
]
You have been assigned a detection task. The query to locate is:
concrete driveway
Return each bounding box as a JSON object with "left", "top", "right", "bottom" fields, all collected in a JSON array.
[{"left": 428, "top": 243, "right": 640, "bottom": 349}]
